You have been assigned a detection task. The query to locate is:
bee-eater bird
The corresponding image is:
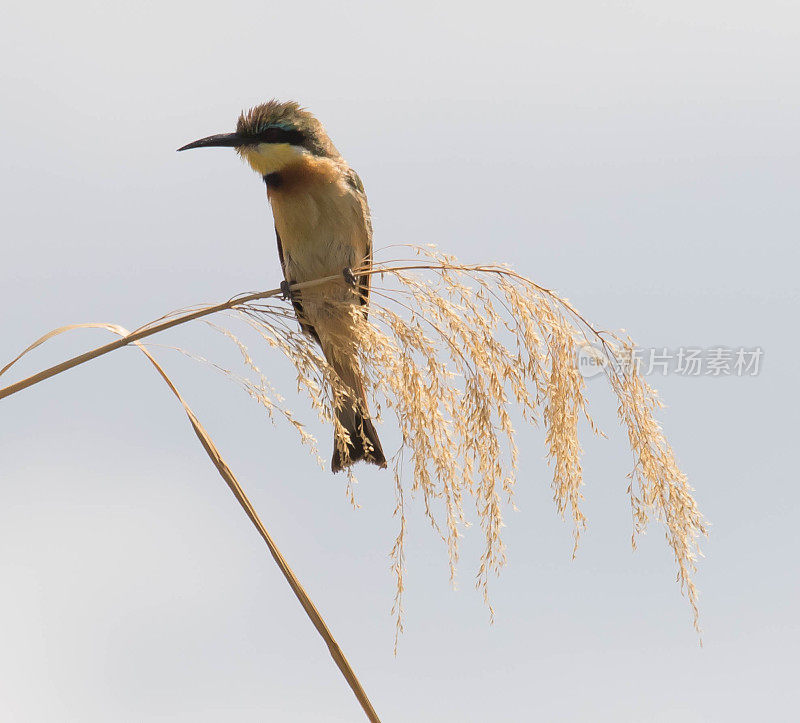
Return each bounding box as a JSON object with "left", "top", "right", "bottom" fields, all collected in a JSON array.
[{"left": 178, "top": 100, "right": 387, "bottom": 472}]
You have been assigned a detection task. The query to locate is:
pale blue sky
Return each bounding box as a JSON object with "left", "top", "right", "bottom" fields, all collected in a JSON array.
[{"left": 1, "top": 1, "right": 798, "bottom": 720}]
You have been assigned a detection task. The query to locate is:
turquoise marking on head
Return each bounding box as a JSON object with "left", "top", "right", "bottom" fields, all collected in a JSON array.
[{"left": 257, "top": 120, "right": 296, "bottom": 133}]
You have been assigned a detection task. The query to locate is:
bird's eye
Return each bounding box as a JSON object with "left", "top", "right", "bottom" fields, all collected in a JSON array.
[{"left": 257, "top": 126, "right": 305, "bottom": 145}]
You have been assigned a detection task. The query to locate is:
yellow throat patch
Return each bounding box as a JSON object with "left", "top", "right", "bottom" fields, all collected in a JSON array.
[{"left": 238, "top": 142, "right": 308, "bottom": 176}]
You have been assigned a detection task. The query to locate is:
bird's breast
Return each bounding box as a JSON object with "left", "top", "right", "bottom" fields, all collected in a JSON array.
[{"left": 268, "top": 159, "right": 368, "bottom": 287}]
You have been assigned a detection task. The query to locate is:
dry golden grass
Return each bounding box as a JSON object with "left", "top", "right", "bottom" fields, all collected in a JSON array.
[
  {"left": 182, "top": 245, "right": 707, "bottom": 644},
  {"left": 0, "top": 244, "right": 707, "bottom": 717}
]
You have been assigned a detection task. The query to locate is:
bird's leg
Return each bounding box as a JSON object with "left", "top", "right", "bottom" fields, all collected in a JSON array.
[{"left": 342, "top": 267, "right": 357, "bottom": 287}]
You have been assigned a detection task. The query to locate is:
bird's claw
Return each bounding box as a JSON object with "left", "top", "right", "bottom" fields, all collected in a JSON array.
[
  {"left": 342, "top": 267, "right": 357, "bottom": 287},
  {"left": 280, "top": 280, "right": 292, "bottom": 301}
]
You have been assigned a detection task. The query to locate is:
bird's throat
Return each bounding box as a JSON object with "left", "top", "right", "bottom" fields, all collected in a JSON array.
[{"left": 239, "top": 142, "right": 308, "bottom": 175}]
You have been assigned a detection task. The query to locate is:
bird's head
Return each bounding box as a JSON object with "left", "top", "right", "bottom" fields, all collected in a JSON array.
[{"left": 178, "top": 100, "right": 339, "bottom": 176}]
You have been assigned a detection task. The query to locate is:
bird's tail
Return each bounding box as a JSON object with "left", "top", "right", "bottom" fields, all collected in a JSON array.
[
  {"left": 331, "top": 400, "right": 387, "bottom": 473},
  {"left": 325, "top": 343, "right": 386, "bottom": 473}
]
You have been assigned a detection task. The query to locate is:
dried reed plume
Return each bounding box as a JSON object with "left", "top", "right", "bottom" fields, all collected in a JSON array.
[
  {"left": 1, "top": 245, "right": 706, "bottom": 717},
  {"left": 177, "top": 245, "right": 706, "bottom": 642}
]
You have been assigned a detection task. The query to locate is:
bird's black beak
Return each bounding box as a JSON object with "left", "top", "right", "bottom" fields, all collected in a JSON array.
[{"left": 177, "top": 132, "right": 245, "bottom": 152}]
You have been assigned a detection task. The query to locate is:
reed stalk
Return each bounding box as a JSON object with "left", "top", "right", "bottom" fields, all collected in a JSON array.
[
  {"left": 2, "top": 248, "right": 707, "bottom": 717},
  {"left": 0, "top": 300, "right": 381, "bottom": 722}
]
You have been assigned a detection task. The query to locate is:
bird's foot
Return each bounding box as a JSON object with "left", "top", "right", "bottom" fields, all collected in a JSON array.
[
  {"left": 342, "top": 267, "right": 357, "bottom": 287},
  {"left": 280, "top": 280, "right": 293, "bottom": 301}
]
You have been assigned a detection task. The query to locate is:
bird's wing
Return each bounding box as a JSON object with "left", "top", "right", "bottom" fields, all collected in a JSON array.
[
  {"left": 346, "top": 169, "right": 372, "bottom": 315},
  {"left": 275, "top": 226, "right": 321, "bottom": 344}
]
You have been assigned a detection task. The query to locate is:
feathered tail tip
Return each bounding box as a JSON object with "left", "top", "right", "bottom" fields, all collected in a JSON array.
[{"left": 331, "top": 412, "right": 387, "bottom": 472}]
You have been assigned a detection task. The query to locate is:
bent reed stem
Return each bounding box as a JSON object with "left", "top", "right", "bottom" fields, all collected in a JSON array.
[
  {"left": 137, "top": 345, "right": 381, "bottom": 722},
  {"left": 0, "top": 273, "right": 347, "bottom": 401},
  {"left": 0, "top": 292, "right": 275, "bottom": 400},
  {"left": 0, "top": 262, "right": 587, "bottom": 404},
  {"left": 0, "top": 275, "right": 382, "bottom": 722}
]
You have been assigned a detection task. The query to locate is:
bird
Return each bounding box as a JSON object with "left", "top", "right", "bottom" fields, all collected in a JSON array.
[{"left": 178, "top": 100, "right": 387, "bottom": 472}]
